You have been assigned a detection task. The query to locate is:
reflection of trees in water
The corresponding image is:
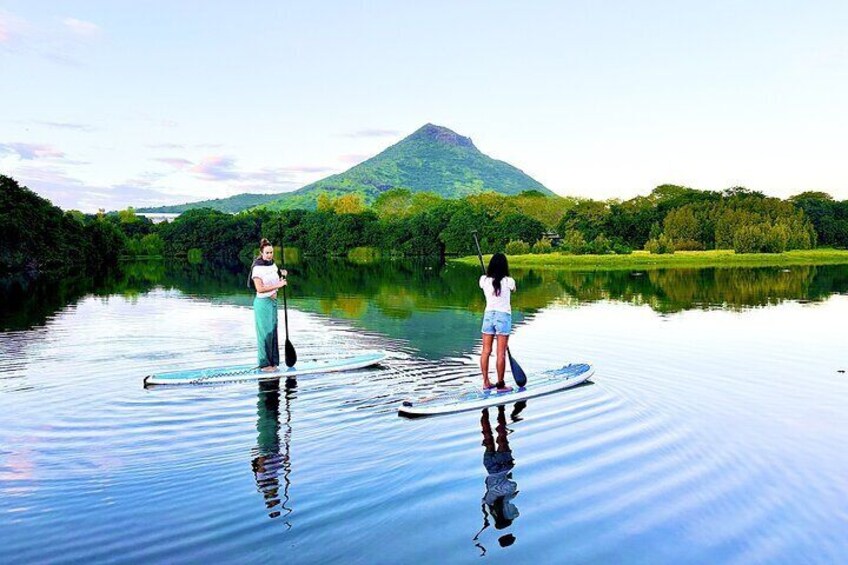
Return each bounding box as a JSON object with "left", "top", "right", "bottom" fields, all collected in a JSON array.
[
  {"left": 252, "top": 377, "right": 296, "bottom": 524},
  {"left": 4, "top": 258, "right": 848, "bottom": 331},
  {"left": 0, "top": 261, "right": 165, "bottom": 331},
  {"left": 319, "top": 295, "right": 369, "bottom": 318},
  {"left": 544, "top": 266, "right": 848, "bottom": 313}
]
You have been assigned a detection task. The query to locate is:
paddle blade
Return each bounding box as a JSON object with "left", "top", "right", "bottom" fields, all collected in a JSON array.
[
  {"left": 507, "top": 348, "right": 527, "bottom": 387},
  {"left": 284, "top": 339, "right": 297, "bottom": 368}
]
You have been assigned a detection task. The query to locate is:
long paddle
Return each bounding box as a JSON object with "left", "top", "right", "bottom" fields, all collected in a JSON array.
[
  {"left": 472, "top": 231, "right": 527, "bottom": 387},
  {"left": 278, "top": 242, "right": 297, "bottom": 368}
]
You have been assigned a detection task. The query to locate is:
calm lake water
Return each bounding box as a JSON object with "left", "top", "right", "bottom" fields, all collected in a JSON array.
[{"left": 2, "top": 259, "right": 847, "bottom": 563}]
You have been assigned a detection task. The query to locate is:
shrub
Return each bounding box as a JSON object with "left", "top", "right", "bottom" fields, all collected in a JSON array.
[
  {"left": 505, "top": 240, "right": 530, "bottom": 255},
  {"left": 560, "top": 229, "right": 588, "bottom": 254},
  {"left": 611, "top": 242, "right": 633, "bottom": 255},
  {"left": 530, "top": 237, "right": 553, "bottom": 254},
  {"left": 672, "top": 239, "right": 705, "bottom": 251},
  {"left": 645, "top": 234, "right": 675, "bottom": 254},
  {"left": 140, "top": 233, "right": 165, "bottom": 256},
  {"left": 590, "top": 234, "right": 612, "bottom": 254},
  {"left": 733, "top": 225, "right": 767, "bottom": 253},
  {"left": 763, "top": 224, "right": 789, "bottom": 253}
]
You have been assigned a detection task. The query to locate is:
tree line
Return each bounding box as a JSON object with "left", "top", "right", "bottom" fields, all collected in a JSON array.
[{"left": 3, "top": 174, "right": 847, "bottom": 278}]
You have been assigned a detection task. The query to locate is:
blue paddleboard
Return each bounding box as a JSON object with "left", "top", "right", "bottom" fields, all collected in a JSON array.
[
  {"left": 144, "top": 351, "right": 387, "bottom": 386},
  {"left": 398, "top": 363, "right": 594, "bottom": 417}
]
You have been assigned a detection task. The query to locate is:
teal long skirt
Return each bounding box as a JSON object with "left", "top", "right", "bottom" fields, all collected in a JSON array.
[{"left": 254, "top": 296, "right": 279, "bottom": 368}]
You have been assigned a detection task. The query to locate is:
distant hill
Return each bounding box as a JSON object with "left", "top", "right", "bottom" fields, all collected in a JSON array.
[
  {"left": 136, "top": 192, "right": 280, "bottom": 214},
  {"left": 137, "top": 123, "right": 552, "bottom": 213},
  {"left": 261, "top": 123, "right": 552, "bottom": 210}
]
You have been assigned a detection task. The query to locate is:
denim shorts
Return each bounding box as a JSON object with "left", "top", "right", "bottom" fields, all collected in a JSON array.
[{"left": 481, "top": 310, "right": 512, "bottom": 336}]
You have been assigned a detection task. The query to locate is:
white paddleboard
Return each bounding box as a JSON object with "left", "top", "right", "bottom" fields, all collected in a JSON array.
[
  {"left": 398, "top": 363, "right": 594, "bottom": 417},
  {"left": 144, "top": 351, "right": 387, "bottom": 386}
]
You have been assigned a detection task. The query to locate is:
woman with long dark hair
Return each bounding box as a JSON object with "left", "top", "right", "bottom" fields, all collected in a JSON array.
[
  {"left": 479, "top": 253, "right": 515, "bottom": 392},
  {"left": 250, "top": 238, "right": 288, "bottom": 372}
]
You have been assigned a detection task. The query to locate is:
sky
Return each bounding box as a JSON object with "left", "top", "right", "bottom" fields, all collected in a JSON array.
[{"left": 1, "top": 1, "right": 847, "bottom": 212}]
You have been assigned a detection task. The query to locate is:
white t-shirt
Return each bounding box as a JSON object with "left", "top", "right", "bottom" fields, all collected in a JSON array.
[
  {"left": 479, "top": 275, "right": 516, "bottom": 313},
  {"left": 252, "top": 264, "right": 281, "bottom": 299}
]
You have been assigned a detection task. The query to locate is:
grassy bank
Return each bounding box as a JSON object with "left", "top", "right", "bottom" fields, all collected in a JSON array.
[{"left": 454, "top": 249, "right": 848, "bottom": 271}]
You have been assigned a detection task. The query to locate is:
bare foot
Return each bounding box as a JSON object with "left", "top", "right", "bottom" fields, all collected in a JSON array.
[
  {"left": 483, "top": 381, "right": 496, "bottom": 390},
  {"left": 260, "top": 366, "right": 278, "bottom": 373}
]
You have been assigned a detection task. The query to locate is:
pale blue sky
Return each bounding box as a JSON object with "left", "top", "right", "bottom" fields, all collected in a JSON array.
[{"left": 1, "top": 1, "right": 846, "bottom": 211}]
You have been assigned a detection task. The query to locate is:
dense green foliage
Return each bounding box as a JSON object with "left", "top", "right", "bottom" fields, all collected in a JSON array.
[
  {"left": 789, "top": 192, "right": 848, "bottom": 247},
  {"left": 4, "top": 172, "right": 848, "bottom": 281},
  {"left": 557, "top": 185, "right": 830, "bottom": 254},
  {"left": 0, "top": 175, "right": 126, "bottom": 276}
]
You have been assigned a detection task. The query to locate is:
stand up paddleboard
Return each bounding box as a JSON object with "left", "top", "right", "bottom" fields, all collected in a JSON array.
[
  {"left": 144, "top": 351, "right": 387, "bottom": 386},
  {"left": 398, "top": 363, "right": 594, "bottom": 417}
]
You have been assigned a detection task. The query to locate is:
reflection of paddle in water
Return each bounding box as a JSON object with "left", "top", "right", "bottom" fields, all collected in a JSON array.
[
  {"left": 251, "top": 377, "right": 296, "bottom": 525},
  {"left": 473, "top": 402, "right": 526, "bottom": 554}
]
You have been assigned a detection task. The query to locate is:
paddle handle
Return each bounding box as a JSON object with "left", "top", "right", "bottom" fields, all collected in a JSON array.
[
  {"left": 278, "top": 239, "right": 297, "bottom": 367},
  {"left": 471, "top": 231, "right": 486, "bottom": 275}
]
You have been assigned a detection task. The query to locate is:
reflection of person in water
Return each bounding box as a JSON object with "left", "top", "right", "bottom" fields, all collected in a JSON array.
[
  {"left": 474, "top": 403, "right": 524, "bottom": 553},
  {"left": 251, "top": 377, "right": 296, "bottom": 523}
]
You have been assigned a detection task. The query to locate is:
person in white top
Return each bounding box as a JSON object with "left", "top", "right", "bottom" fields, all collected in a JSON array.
[
  {"left": 479, "top": 253, "right": 516, "bottom": 392},
  {"left": 250, "top": 238, "right": 288, "bottom": 371}
]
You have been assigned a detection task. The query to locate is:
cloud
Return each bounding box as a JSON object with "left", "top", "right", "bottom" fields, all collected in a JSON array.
[
  {"left": 343, "top": 128, "right": 401, "bottom": 138},
  {"left": 62, "top": 18, "right": 100, "bottom": 38},
  {"left": 0, "top": 142, "right": 66, "bottom": 160},
  {"left": 155, "top": 157, "right": 193, "bottom": 170},
  {"left": 147, "top": 143, "right": 185, "bottom": 149},
  {"left": 12, "top": 165, "right": 196, "bottom": 212},
  {"left": 7, "top": 157, "right": 316, "bottom": 211},
  {"left": 279, "top": 165, "right": 336, "bottom": 174},
  {"left": 12, "top": 165, "right": 88, "bottom": 209},
  {"left": 240, "top": 169, "right": 292, "bottom": 183},
  {"left": 0, "top": 11, "right": 100, "bottom": 65},
  {"left": 338, "top": 153, "right": 370, "bottom": 165},
  {"left": 0, "top": 11, "right": 27, "bottom": 47},
  {"left": 32, "top": 120, "right": 94, "bottom": 132},
  {"left": 0, "top": 16, "right": 10, "bottom": 44},
  {"left": 190, "top": 156, "right": 239, "bottom": 181}
]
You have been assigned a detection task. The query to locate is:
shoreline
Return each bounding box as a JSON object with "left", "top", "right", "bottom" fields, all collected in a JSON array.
[{"left": 453, "top": 249, "right": 848, "bottom": 271}]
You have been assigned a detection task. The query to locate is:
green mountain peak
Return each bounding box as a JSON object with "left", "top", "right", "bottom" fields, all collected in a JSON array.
[
  {"left": 261, "top": 123, "right": 552, "bottom": 210},
  {"left": 408, "top": 123, "right": 476, "bottom": 149},
  {"left": 138, "top": 124, "right": 552, "bottom": 213}
]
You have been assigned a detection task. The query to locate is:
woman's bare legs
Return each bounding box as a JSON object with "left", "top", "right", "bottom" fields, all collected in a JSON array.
[
  {"left": 496, "top": 334, "right": 509, "bottom": 388},
  {"left": 481, "top": 333, "right": 495, "bottom": 389}
]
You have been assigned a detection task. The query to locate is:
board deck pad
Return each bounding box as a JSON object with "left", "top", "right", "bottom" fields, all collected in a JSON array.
[
  {"left": 144, "top": 351, "right": 387, "bottom": 386},
  {"left": 398, "top": 363, "right": 593, "bottom": 417}
]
